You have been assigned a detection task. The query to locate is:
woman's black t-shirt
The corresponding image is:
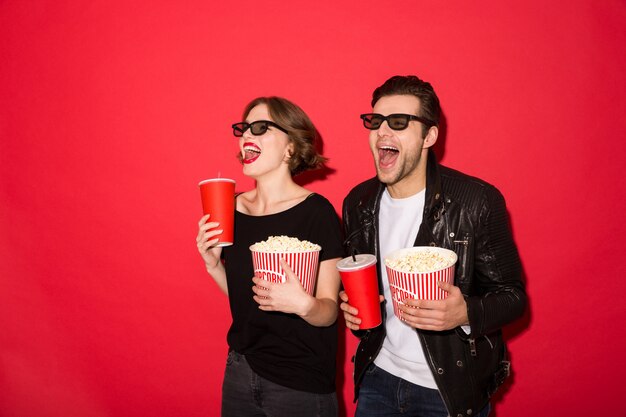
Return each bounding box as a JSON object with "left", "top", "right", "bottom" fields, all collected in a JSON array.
[{"left": 222, "top": 193, "right": 343, "bottom": 394}]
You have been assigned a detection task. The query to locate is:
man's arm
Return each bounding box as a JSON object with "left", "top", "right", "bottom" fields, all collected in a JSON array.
[{"left": 464, "top": 186, "right": 526, "bottom": 335}]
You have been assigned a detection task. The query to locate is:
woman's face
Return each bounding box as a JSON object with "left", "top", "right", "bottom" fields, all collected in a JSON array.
[{"left": 239, "top": 104, "right": 293, "bottom": 179}]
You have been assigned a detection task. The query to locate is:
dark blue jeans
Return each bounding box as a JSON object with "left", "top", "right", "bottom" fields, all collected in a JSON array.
[
  {"left": 356, "top": 364, "right": 491, "bottom": 417},
  {"left": 221, "top": 350, "right": 338, "bottom": 417}
]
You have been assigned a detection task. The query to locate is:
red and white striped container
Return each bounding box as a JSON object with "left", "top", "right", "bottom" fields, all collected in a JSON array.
[
  {"left": 250, "top": 248, "right": 321, "bottom": 296},
  {"left": 384, "top": 247, "right": 457, "bottom": 320}
]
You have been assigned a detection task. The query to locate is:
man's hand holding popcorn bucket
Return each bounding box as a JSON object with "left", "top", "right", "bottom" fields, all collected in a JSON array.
[{"left": 386, "top": 247, "right": 469, "bottom": 331}]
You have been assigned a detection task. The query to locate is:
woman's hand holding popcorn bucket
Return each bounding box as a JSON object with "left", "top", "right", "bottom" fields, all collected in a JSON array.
[
  {"left": 250, "top": 236, "right": 322, "bottom": 315},
  {"left": 252, "top": 258, "right": 316, "bottom": 316}
]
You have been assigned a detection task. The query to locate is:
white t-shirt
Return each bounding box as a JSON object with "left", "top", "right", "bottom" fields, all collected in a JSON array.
[{"left": 374, "top": 187, "right": 437, "bottom": 389}]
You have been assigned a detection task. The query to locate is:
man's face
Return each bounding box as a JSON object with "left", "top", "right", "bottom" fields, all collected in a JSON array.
[{"left": 368, "top": 94, "right": 433, "bottom": 189}]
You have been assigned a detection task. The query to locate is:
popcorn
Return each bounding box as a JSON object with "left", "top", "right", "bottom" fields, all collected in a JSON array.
[
  {"left": 385, "top": 248, "right": 456, "bottom": 273},
  {"left": 249, "top": 236, "right": 321, "bottom": 295},
  {"left": 384, "top": 247, "right": 458, "bottom": 318},
  {"left": 250, "top": 235, "right": 321, "bottom": 252}
]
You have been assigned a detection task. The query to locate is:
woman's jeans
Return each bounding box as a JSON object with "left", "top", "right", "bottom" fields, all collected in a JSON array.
[
  {"left": 356, "top": 364, "right": 491, "bottom": 417},
  {"left": 221, "top": 350, "right": 338, "bottom": 417}
]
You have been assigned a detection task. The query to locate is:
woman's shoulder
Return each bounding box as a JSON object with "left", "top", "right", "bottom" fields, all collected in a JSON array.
[
  {"left": 302, "top": 192, "right": 338, "bottom": 214},
  {"left": 235, "top": 190, "right": 256, "bottom": 214},
  {"left": 236, "top": 189, "right": 255, "bottom": 199}
]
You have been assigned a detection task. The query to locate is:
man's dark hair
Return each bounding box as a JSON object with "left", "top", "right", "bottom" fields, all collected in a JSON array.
[{"left": 372, "top": 75, "right": 441, "bottom": 136}]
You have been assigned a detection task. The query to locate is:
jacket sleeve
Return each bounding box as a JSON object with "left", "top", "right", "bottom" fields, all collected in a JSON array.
[
  {"left": 341, "top": 196, "right": 350, "bottom": 246},
  {"left": 465, "top": 186, "right": 526, "bottom": 336}
]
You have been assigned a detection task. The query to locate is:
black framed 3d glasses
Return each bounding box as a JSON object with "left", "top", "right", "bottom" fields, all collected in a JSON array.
[
  {"left": 359, "top": 113, "right": 436, "bottom": 130},
  {"left": 231, "top": 120, "right": 289, "bottom": 137}
]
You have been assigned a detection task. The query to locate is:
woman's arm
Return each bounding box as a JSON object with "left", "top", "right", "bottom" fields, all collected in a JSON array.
[
  {"left": 196, "top": 214, "right": 228, "bottom": 295},
  {"left": 205, "top": 260, "right": 228, "bottom": 295},
  {"left": 298, "top": 258, "right": 341, "bottom": 326}
]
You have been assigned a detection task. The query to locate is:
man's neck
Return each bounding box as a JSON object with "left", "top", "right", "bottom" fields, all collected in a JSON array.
[{"left": 386, "top": 157, "right": 428, "bottom": 199}]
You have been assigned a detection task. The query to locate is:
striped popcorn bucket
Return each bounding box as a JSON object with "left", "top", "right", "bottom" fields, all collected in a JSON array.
[
  {"left": 250, "top": 248, "right": 321, "bottom": 296},
  {"left": 384, "top": 247, "right": 457, "bottom": 320}
]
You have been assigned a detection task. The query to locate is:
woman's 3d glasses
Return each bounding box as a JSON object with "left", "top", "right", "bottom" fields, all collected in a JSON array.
[{"left": 232, "top": 120, "right": 289, "bottom": 137}]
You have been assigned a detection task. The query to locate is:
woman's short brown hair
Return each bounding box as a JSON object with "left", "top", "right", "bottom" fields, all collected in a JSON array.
[{"left": 238, "top": 96, "right": 327, "bottom": 176}]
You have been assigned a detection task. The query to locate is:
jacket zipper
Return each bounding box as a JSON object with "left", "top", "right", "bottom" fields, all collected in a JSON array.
[
  {"left": 453, "top": 235, "right": 476, "bottom": 357},
  {"left": 453, "top": 236, "right": 469, "bottom": 279},
  {"left": 468, "top": 337, "right": 477, "bottom": 357}
]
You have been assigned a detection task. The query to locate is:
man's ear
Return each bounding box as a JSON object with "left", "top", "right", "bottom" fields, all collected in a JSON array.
[{"left": 422, "top": 126, "right": 438, "bottom": 149}]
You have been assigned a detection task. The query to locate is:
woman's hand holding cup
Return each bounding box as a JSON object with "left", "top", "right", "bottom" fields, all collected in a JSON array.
[
  {"left": 196, "top": 214, "right": 224, "bottom": 272},
  {"left": 252, "top": 259, "right": 314, "bottom": 316}
]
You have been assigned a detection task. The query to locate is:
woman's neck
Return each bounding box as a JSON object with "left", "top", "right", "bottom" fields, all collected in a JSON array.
[
  {"left": 255, "top": 176, "right": 298, "bottom": 203},
  {"left": 241, "top": 172, "right": 309, "bottom": 216}
]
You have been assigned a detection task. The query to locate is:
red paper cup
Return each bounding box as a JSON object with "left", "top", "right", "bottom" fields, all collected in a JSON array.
[
  {"left": 384, "top": 247, "right": 457, "bottom": 320},
  {"left": 337, "top": 254, "right": 381, "bottom": 329},
  {"left": 199, "top": 178, "right": 236, "bottom": 247},
  {"left": 250, "top": 248, "right": 320, "bottom": 295}
]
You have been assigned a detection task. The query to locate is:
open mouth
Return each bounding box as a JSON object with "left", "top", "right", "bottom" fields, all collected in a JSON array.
[
  {"left": 378, "top": 145, "right": 399, "bottom": 168},
  {"left": 243, "top": 142, "right": 261, "bottom": 164}
]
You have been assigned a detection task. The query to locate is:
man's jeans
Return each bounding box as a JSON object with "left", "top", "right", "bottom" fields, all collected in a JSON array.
[
  {"left": 221, "top": 350, "right": 338, "bottom": 417},
  {"left": 356, "top": 364, "right": 491, "bottom": 417}
]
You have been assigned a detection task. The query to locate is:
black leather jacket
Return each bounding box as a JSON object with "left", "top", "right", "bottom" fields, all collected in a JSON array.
[{"left": 342, "top": 150, "right": 526, "bottom": 417}]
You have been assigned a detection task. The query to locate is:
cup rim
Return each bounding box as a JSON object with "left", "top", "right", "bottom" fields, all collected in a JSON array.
[
  {"left": 198, "top": 178, "right": 236, "bottom": 186},
  {"left": 384, "top": 246, "right": 457, "bottom": 274},
  {"left": 249, "top": 245, "right": 321, "bottom": 254},
  {"left": 337, "top": 254, "right": 377, "bottom": 271}
]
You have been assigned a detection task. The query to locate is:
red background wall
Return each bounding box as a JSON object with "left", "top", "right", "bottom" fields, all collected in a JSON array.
[{"left": 2, "top": 1, "right": 625, "bottom": 416}]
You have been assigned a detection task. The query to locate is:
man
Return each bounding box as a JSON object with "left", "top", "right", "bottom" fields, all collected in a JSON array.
[{"left": 340, "top": 75, "right": 526, "bottom": 417}]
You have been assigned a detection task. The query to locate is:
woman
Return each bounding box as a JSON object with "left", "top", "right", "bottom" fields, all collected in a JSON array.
[{"left": 196, "top": 97, "right": 343, "bottom": 416}]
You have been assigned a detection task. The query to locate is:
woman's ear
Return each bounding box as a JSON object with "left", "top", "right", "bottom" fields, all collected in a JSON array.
[{"left": 284, "top": 141, "right": 295, "bottom": 161}]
